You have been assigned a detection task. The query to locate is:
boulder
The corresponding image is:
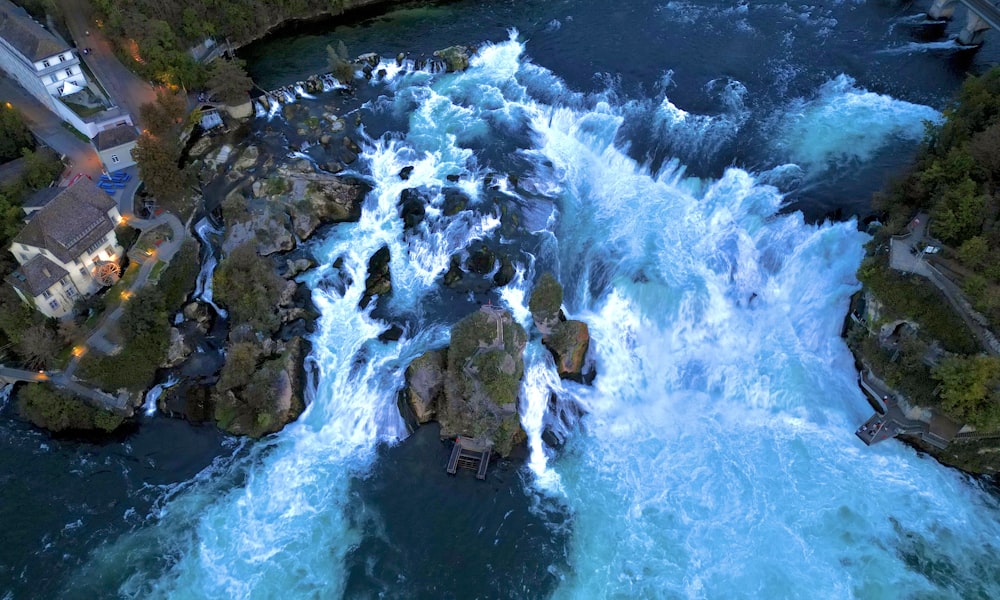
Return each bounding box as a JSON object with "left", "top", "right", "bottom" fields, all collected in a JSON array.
[
  {"left": 443, "top": 255, "right": 464, "bottom": 287},
  {"left": 233, "top": 145, "right": 260, "bottom": 172},
  {"left": 284, "top": 258, "right": 315, "bottom": 278},
  {"left": 361, "top": 245, "right": 391, "bottom": 307},
  {"left": 434, "top": 45, "right": 471, "bottom": 72},
  {"left": 543, "top": 320, "right": 591, "bottom": 382},
  {"left": 182, "top": 301, "right": 213, "bottom": 333},
  {"left": 399, "top": 165, "right": 414, "bottom": 180},
  {"left": 404, "top": 349, "right": 446, "bottom": 423},
  {"left": 528, "top": 272, "right": 564, "bottom": 335},
  {"left": 493, "top": 255, "right": 515, "bottom": 287},
  {"left": 162, "top": 327, "right": 192, "bottom": 368},
  {"left": 398, "top": 187, "right": 426, "bottom": 229},
  {"left": 466, "top": 244, "right": 496, "bottom": 275}
]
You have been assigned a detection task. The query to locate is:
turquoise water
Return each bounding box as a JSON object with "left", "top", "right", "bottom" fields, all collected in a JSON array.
[{"left": 6, "top": 1, "right": 1000, "bottom": 598}]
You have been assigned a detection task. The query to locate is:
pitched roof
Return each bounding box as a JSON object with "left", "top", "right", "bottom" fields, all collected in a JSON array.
[
  {"left": 7, "top": 253, "right": 67, "bottom": 297},
  {"left": 94, "top": 124, "right": 138, "bottom": 151},
  {"left": 21, "top": 186, "right": 60, "bottom": 209},
  {"left": 0, "top": 0, "right": 69, "bottom": 62},
  {"left": 13, "top": 178, "right": 117, "bottom": 264}
]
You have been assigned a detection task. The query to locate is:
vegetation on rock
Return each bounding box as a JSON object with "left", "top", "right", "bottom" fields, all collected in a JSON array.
[
  {"left": 17, "top": 383, "right": 124, "bottom": 433},
  {"left": 214, "top": 242, "right": 285, "bottom": 334}
]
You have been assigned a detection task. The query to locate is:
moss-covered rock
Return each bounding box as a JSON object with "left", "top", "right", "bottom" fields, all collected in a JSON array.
[
  {"left": 529, "top": 272, "right": 563, "bottom": 334},
  {"left": 402, "top": 307, "right": 528, "bottom": 456},
  {"left": 433, "top": 45, "right": 471, "bottom": 72},
  {"left": 17, "top": 383, "right": 126, "bottom": 433},
  {"left": 439, "top": 307, "right": 527, "bottom": 456},
  {"left": 213, "top": 336, "right": 308, "bottom": 437}
]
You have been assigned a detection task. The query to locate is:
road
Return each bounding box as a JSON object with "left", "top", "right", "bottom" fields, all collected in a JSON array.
[
  {"left": 0, "top": 75, "right": 102, "bottom": 180},
  {"left": 58, "top": 0, "right": 157, "bottom": 126}
]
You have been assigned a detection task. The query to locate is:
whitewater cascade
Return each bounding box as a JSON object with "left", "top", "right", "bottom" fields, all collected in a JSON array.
[
  {"left": 74, "top": 34, "right": 1000, "bottom": 600},
  {"left": 192, "top": 217, "right": 228, "bottom": 319}
]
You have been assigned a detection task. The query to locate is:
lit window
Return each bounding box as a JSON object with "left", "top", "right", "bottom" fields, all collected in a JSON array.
[
  {"left": 49, "top": 300, "right": 58, "bottom": 309},
  {"left": 110, "top": 154, "right": 120, "bottom": 163}
]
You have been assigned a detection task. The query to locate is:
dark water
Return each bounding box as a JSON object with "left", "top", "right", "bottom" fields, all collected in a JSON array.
[{"left": 4, "top": 0, "right": 1000, "bottom": 598}]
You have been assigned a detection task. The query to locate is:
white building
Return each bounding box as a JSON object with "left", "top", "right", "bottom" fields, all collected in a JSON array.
[
  {"left": 0, "top": 0, "right": 132, "bottom": 138},
  {"left": 6, "top": 179, "right": 124, "bottom": 318},
  {"left": 0, "top": 0, "right": 86, "bottom": 112}
]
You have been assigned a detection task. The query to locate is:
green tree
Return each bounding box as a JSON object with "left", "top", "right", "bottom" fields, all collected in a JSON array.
[
  {"left": 139, "top": 90, "right": 187, "bottom": 137},
  {"left": 214, "top": 242, "right": 284, "bottom": 334},
  {"left": 0, "top": 105, "right": 34, "bottom": 162},
  {"left": 932, "top": 355, "right": 1000, "bottom": 428},
  {"left": 133, "top": 132, "right": 189, "bottom": 212},
  {"left": 930, "top": 176, "right": 986, "bottom": 245},
  {"left": 206, "top": 58, "right": 254, "bottom": 105}
]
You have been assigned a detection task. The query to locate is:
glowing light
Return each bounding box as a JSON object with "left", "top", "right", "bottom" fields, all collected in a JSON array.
[
  {"left": 71, "top": 346, "right": 86, "bottom": 357},
  {"left": 120, "top": 290, "right": 132, "bottom": 301}
]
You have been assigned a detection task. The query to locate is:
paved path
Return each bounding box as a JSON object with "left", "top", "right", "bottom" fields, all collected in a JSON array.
[
  {"left": 888, "top": 212, "right": 1000, "bottom": 355},
  {"left": 58, "top": 0, "right": 157, "bottom": 126},
  {"left": 0, "top": 75, "right": 102, "bottom": 180}
]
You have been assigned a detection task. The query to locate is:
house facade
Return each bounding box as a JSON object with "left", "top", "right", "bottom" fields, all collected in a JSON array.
[
  {"left": 6, "top": 179, "right": 124, "bottom": 318},
  {"left": 93, "top": 124, "right": 138, "bottom": 172},
  {"left": 0, "top": 0, "right": 86, "bottom": 114}
]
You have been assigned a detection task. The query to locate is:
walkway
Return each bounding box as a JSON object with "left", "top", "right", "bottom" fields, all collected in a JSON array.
[
  {"left": 888, "top": 213, "right": 1000, "bottom": 355},
  {"left": 65, "top": 206, "right": 186, "bottom": 376},
  {"left": 0, "top": 75, "right": 103, "bottom": 180},
  {"left": 58, "top": 0, "right": 157, "bottom": 125},
  {"left": 960, "top": 0, "right": 1000, "bottom": 31},
  {"left": 855, "top": 369, "right": 951, "bottom": 448}
]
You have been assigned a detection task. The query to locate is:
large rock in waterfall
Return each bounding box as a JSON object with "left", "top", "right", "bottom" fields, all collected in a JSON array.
[
  {"left": 434, "top": 45, "right": 471, "bottom": 72},
  {"left": 404, "top": 349, "right": 447, "bottom": 423},
  {"left": 361, "top": 245, "right": 391, "bottom": 308},
  {"left": 401, "top": 306, "right": 528, "bottom": 457},
  {"left": 529, "top": 272, "right": 594, "bottom": 382}
]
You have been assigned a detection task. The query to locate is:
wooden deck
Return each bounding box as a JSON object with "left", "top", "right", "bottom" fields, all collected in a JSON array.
[{"left": 446, "top": 436, "right": 491, "bottom": 480}]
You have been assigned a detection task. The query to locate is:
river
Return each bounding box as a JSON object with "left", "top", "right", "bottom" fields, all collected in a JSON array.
[{"left": 4, "top": 0, "right": 1000, "bottom": 598}]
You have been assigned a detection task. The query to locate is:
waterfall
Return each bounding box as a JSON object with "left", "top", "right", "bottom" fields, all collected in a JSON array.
[
  {"left": 192, "top": 217, "right": 228, "bottom": 318},
  {"left": 142, "top": 377, "right": 178, "bottom": 417}
]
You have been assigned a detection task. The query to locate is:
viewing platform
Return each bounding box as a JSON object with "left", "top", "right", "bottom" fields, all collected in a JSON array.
[
  {"left": 446, "top": 436, "right": 491, "bottom": 480},
  {"left": 855, "top": 369, "right": 959, "bottom": 450}
]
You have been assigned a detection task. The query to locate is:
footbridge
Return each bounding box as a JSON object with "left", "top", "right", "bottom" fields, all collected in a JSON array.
[{"left": 929, "top": 0, "right": 1000, "bottom": 45}]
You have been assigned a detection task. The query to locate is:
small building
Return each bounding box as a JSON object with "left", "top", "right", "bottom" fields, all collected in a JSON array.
[
  {"left": 0, "top": 0, "right": 87, "bottom": 112},
  {"left": 93, "top": 124, "right": 138, "bottom": 172},
  {"left": 6, "top": 178, "right": 123, "bottom": 318}
]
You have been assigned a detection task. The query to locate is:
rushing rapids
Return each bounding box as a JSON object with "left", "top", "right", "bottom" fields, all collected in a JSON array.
[{"left": 7, "top": 1, "right": 1000, "bottom": 598}]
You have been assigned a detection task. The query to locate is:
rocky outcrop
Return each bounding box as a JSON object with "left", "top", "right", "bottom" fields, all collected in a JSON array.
[
  {"left": 529, "top": 272, "right": 594, "bottom": 382},
  {"left": 543, "top": 320, "right": 591, "bottom": 382},
  {"left": 362, "top": 245, "right": 391, "bottom": 308},
  {"left": 162, "top": 327, "right": 193, "bottom": 368},
  {"left": 405, "top": 349, "right": 447, "bottom": 423},
  {"left": 434, "top": 45, "right": 471, "bottom": 72},
  {"left": 212, "top": 336, "right": 308, "bottom": 437},
  {"left": 221, "top": 164, "right": 369, "bottom": 255},
  {"left": 528, "top": 272, "right": 563, "bottom": 335},
  {"left": 401, "top": 307, "right": 528, "bottom": 456}
]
